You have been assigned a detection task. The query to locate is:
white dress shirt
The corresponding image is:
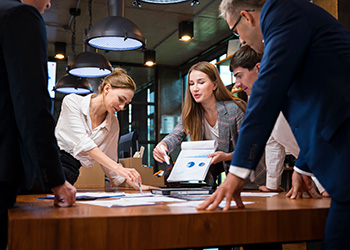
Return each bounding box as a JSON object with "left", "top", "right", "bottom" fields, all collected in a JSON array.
[
  {"left": 55, "top": 94, "right": 125, "bottom": 185},
  {"left": 229, "top": 112, "right": 325, "bottom": 193}
]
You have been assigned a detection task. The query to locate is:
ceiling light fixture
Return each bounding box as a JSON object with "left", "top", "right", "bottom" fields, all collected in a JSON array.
[
  {"left": 86, "top": 0, "right": 145, "bottom": 51},
  {"left": 66, "top": 53, "right": 112, "bottom": 78},
  {"left": 54, "top": 42, "right": 66, "bottom": 60},
  {"left": 144, "top": 50, "right": 156, "bottom": 67},
  {"left": 53, "top": 74, "right": 92, "bottom": 94},
  {"left": 179, "top": 21, "right": 194, "bottom": 41},
  {"left": 132, "top": 0, "right": 199, "bottom": 6},
  {"left": 66, "top": 43, "right": 113, "bottom": 78}
]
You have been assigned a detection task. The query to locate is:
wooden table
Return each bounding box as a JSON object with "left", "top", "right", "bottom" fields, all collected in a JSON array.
[{"left": 8, "top": 191, "right": 330, "bottom": 250}]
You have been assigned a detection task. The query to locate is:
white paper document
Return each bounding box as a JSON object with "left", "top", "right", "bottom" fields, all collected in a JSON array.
[
  {"left": 167, "top": 200, "right": 254, "bottom": 208},
  {"left": 167, "top": 140, "right": 218, "bottom": 182},
  {"left": 79, "top": 199, "right": 157, "bottom": 207},
  {"left": 241, "top": 192, "right": 279, "bottom": 197},
  {"left": 77, "top": 195, "right": 184, "bottom": 207}
]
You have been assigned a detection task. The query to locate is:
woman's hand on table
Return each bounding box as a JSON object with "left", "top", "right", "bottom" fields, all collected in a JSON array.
[
  {"left": 115, "top": 164, "right": 142, "bottom": 184},
  {"left": 125, "top": 179, "right": 156, "bottom": 191}
]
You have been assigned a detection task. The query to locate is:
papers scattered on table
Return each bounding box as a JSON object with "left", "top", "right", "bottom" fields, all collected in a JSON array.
[
  {"left": 77, "top": 195, "right": 185, "bottom": 207},
  {"left": 241, "top": 192, "right": 279, "bottom": 197},
  {"left": 38, "top": 192, "right": 126, "bottom": 200},
  {"left": 79, "top": 199, "right": 157, "bottom": 207},
  {"left": 76, "top": 192, "right": 125, "bottom": 198},
  {"left": 167, "top": 200, "right": 254, "bottom": 208}
]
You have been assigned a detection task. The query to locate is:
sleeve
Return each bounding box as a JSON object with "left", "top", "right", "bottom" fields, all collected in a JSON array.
[
  {"left": 271, "top": 113, "right": 300, "bottom": 158},
  {"left": 229, "top": 103, "right": 245, "bottom": 158},
  {"left": 229, "top": 166, "right": 252, "bottom": 179},
  {"left": 101, "top": 118, "right": 125, "bottom": 185},
  {"left": 311, "top": 176, "right": 326, "bottom": 194},
  {"left": 100, "top": 165, "right": 126, "bottom": 186},
  {"left": 57, "top": 95, "right": 97, "bottom": 157},
  {"left": 3, "top": 5, "right": 65, "bottom": 189},
  {"left": 230, "top": 3, "right": 312, "bottom": 171},
  {"left": 294, "top": 154, "right": 312, "bottom": 173},
  {"left": 265, "top": 136, "right": 286, "bottom": 190},
  {"left": 161, "top": 116, "right": 187, "bottom": 153}
]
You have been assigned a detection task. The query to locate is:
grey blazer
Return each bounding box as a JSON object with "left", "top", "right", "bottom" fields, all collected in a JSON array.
[{"left": 162, "top": 100, "right": 244, "bottom": 172}]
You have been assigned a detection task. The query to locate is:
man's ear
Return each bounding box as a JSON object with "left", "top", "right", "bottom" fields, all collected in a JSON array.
[
  {"left": 241, "top": 11, "right": 256, "bottom": 27},
  {"left": 255, "top": 62, "right": 261, "bottom": 73}
]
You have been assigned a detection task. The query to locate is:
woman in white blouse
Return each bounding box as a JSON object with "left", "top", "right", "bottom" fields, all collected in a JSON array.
[{"left": 55, "top": 68, "right": 142, "bottom": 190}]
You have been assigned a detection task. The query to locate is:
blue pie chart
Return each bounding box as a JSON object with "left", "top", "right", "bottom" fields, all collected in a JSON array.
[{"left": 186, "top": 161, "right": 195, "bottom": 168}]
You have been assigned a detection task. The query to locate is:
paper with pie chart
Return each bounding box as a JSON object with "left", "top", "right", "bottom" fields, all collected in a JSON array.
[{"left": 167, "top": 140, "right": 218, "bottom": 182}]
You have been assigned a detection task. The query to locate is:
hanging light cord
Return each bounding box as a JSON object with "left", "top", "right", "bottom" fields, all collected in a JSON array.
[
  {"left": 71, "top": 17, "right": 76, "bottom": 56},
  {"left": 88, "top": 0, "right": 92, "bottom": 30}
]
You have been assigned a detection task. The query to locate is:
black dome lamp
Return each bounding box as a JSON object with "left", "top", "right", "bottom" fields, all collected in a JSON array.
[
  {"left": 86, "top": 0, "right": 145, "bottom": 51},
  {"left": 53, "top": 74, "right": 92, "bottom": 94},
  {"left": 66, "top": 43, "right": 113, "bottom": 78},
  {"left": 132, "top": 0, "right": 199, "bottom": 6}
]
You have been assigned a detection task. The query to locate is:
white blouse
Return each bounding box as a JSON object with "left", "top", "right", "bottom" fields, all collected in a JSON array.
[
  {"left": 203, "top": 118, "right": 219, "bottom": 141},
  {"left": 55, "top": 94, "right": 125, "bottom": 185}
]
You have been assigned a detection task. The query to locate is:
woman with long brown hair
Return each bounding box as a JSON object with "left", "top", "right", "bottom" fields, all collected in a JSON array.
[{"left": 153, "top": 61, "right": 249, "bottom": 187}]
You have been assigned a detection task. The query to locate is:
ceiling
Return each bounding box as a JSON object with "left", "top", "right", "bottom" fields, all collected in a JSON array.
[{"left": 43, "top": 0, "right": 233, "bottom": 67}]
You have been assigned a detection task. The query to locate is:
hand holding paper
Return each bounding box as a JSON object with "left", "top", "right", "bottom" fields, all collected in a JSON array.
[{"left": 160, "top": 145, "right": 170, "bottom": 165}]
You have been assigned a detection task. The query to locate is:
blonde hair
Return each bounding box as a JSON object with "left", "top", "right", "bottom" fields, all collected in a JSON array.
[
  {"left": 182, "top": 61, "right": 246, "bottom": 141},
  {"left": 98, "top": 68, "right": 136, "bottom": 94}
]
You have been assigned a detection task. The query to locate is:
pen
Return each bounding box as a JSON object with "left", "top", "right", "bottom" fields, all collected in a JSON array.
[
  {"left": 160, "top": 145, "right": 170, "bottom": 165},
  {"left": 138, "top": 182, "right": 143, "bottom": 193}
]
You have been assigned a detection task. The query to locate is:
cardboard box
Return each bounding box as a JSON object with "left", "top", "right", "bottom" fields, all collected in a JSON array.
[
  {"left": 119, "top": 157, "right": 165, "bottom": 187},
  {"left": 74, "top": 162, "right": 105, "bottom": 189}
]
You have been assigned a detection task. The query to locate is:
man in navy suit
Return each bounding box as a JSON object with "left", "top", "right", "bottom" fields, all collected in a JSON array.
[
  {"left": 198, "top": 0, "right": 350, "bottom": 248},
  {"left": 0, "top": 0, "right": 76, "bottom": 248}
]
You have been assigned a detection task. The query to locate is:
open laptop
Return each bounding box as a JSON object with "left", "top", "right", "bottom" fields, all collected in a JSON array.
[{"left": 151, "top": 156, "right": 214, "bottom": 195}]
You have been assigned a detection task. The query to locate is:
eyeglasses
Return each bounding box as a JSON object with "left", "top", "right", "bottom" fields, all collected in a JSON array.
[{"left": 230, "top": 9, "right": 255, "bottom": 37}]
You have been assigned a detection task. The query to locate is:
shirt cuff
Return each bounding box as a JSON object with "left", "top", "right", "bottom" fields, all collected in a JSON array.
[
  {"left": 229, "top": 165, "right": 252, "bottom": 179},
  {"left": 311, "top": 176, "right": 325, "bottom": 194},
  {"left": 293, "top": 166, "right": 314, "bottom": 177}
]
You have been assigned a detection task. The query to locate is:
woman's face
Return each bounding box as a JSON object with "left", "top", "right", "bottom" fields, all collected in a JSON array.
[
  {"left": 104, "top": 85, "right": 134, "bottom": 114},
  {"left": 188, "top": 70, "right": 217, "bottom": 104}
]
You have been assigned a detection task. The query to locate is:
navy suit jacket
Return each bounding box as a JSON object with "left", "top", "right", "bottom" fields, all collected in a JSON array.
[
  {"left": 0, "top": 0, "right": 65, "bottom": 189},
  {"left": 231, "top": 0, "right": 350, "bottom": 202}
]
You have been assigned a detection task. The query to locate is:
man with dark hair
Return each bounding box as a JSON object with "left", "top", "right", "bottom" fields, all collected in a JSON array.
[
  {"left": 0, "top": 0, "right": 76, "bottom": 248},
  {"left": 198, "top": 0, "right": 350, "bottom": 248},
  {"left": 231, "top": 45, "right": 328, "bottom": 195}
]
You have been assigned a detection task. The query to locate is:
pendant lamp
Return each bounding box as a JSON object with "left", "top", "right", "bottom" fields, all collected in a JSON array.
[
  {"left": 144, "top": 50, "right": 156, "bottom": 67},
  {"left": 132, "top": 0, "right": 199, "bottom": 6},
  {"left": 66, "top": 42, "right": 113, "bottom": 78},
  {"left": 86, "top": 0, "right": 145, "bottom": 51},
  {"left": 53, "top": 74, "right": 92, "bottom": 94}
]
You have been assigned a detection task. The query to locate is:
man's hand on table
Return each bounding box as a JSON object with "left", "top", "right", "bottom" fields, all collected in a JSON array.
[
  {"left": 286, "top": 171, "right": 321, "bottom": 199},
  {"left": 51, "top": 181, "right": 77, "bottom": 207},
  {"left": 196, "top": 173, "right": 245, "bottom": 211}
]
